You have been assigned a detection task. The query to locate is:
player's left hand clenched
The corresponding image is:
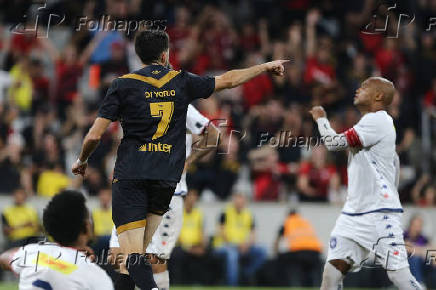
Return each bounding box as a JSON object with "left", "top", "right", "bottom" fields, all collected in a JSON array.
[
  {"left": 309, "top": 106, "right": 327, "bottom": 121},
  {"left": 72, "top": 159, "right": 88, "bottom": 176}
]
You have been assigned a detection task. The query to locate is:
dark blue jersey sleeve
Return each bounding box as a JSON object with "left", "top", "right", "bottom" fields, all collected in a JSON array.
[
  {"left": 98, "top": 78, "right": 121, "bottom": 121},
  {"left": 185, "top": 72, "right": 215, "bottom": 101}
]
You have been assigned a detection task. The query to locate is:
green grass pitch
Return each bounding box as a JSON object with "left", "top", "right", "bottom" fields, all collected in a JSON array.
[{"left": 0, "top": 284, "right": 374, "bottom": 290}]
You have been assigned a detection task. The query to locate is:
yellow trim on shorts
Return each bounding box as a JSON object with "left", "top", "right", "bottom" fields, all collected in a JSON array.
[{"left": 116, "top": 219, "right": 147, "bottom": 235}]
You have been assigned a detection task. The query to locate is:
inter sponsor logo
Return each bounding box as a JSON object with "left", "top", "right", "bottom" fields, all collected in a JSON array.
[{"left": 139, "top": 142, "right": 172, "bottom": 153}]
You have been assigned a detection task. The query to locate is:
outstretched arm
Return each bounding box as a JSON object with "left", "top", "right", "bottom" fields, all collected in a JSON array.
[
  {"left": 72, "top": 117, "right": 112, "bottom": 176},
  {"left": 214, "top": 59, "right": 288, "bottom": 91},
  {"left": 309, "top": 106, "right": 349, "bottom": 151}
]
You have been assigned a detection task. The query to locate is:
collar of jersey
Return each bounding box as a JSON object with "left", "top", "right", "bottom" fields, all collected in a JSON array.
[{"left": 120, "top": 67, "right": 180, "bottom": 88}]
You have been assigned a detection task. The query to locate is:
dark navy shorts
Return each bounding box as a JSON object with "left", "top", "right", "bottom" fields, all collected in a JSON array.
[{"left": 112, "top": 179, "right": 176, "bottom": 234}]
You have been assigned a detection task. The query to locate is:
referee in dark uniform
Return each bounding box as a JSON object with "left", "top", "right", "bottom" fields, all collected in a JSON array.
[{"left": 72, "top": 30, "right": 288, "bottom": 290}]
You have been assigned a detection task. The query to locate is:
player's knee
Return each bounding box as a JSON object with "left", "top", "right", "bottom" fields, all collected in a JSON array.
[
  {"left": 328, "top": 259, "right": 351, "bottom": 275},
  {"left": 321, "top": 261, "right": 346, "bottom": 290}
]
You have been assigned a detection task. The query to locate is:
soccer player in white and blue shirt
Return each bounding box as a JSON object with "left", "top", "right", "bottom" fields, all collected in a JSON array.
[
  {"left": 109, "top": 104, "right": 216, "bottom": 290},
  {"left": 0, "top": 191, "right": 114, "bottom": 290},
  {"left": 310, "top": 77, "right": 422, "bottom": 290}
]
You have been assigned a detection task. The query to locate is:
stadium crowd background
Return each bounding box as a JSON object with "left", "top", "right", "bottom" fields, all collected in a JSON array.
[{"left": 0, "top": 0, "right": 435, "bottom": 287}]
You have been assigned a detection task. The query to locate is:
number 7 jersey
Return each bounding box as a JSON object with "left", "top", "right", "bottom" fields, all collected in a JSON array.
[{"left": 98, "top": 65, "right": 215, "bottom": 182}]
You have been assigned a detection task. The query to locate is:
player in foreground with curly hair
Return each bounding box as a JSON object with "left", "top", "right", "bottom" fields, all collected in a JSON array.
[{"left": 0, "top": 190, "right": 113, "bottom": 290}]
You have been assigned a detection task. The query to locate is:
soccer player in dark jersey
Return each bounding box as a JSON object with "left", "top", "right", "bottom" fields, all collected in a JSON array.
[{"left": 72, "top": 30, "right": 287, "bottom": 290}]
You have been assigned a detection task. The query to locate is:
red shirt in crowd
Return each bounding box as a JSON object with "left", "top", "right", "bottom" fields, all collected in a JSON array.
[
  {"left": 359, "top": 32, "right": 384, "bottom": 55},
  {"left": 298, "top": 161, "right": 337, "bottom": 198},
  {"left": 304, "top": 57, "right": 335, "bottom": 85},
  {"left": 375, "top": 48, "right": 403, "bottom": 79},
  {"left": 201, "top": 29, "right": 234, "bottom": 71},
  {"left": 11, "top": 34, "right": 40, "bottom": 55},
  {"left": 55, "top": 60, "right": 83, "bottom": 102},
  {"left": 253, "top": 162, "right": 290, "bottom": 201},
  {"left": 167, "top": 26, "right": 191, "bottom": 53},
  {"left": 242, "top": 74, "right": 273, "bottom": 110},
  {"left": 424, "top": 89, "right": 435, "bottom": 108}
]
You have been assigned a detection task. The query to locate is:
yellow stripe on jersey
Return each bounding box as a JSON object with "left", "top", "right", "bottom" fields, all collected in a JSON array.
[
  {"left": 120, "top": 71, "right": 180, "bottom": 88},
  {"left": 33, "top": 252, "right": 78, "bottom": 275}
]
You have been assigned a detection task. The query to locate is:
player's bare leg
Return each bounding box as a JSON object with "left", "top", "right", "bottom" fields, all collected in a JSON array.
[
  {"left": 144, "top": 213, "right": 163, "bottom": 248},
  {"left": 108, "top": 246, "right": 126, "bottom": 273},
  {"left": 109, "top": 246, "right": 135, "bottom": 290},
  {"left": 111, "top": 248, "right": 169, "bottom": 290},
  {"left": 118, "top": 226, "right": 158, "bottom": 290},
  {"left": 387, "top": 267, "right": 422, "bottom": 290},
  {"left": 320, "top": 259, "right": 350, "bottom": 290},
  {"left": 142, "top": 213, "right": 169, "bottom": 289},
  {"left": 118, "top": 227, "right": 145, "bottom": 254}
]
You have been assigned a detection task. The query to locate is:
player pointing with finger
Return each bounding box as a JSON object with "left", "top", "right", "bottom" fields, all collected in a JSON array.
[
  {"left": 72, "top": 29, "right": 288, "bottom": 290},
  {"left": 310, "top": 77, "right": 422, "bottom": 290}
]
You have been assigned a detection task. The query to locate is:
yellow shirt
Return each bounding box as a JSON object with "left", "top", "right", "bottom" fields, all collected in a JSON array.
[
  {"left": 9, "top": 64, "right": 33, "bottom": 111},
  {"left": 92, "top": 208, "right": 113, "bottom": 237},
  {"left": 37, "top": 171, "right": 70, "bottom": 197},
  {"left": 179, "top": 207, "right": 203, "bottom": 248},
  {"left": 214, "top": 205, "right": 253, "bottom": 247},
  {"left": 2, "top": 204, "right": 39, "bottom": 241}
]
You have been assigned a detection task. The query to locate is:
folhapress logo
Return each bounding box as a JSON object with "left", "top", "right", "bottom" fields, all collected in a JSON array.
[{"left": 362, "top": 2, "right": 435, "bottom": 37}]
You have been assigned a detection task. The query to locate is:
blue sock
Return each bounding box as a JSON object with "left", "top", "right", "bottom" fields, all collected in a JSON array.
[
  {"left": 127, "top": 253, "right": 157, "bottom": 290},
  {"left": 114, "top": 273, "right": 135, "bottom": 290}
]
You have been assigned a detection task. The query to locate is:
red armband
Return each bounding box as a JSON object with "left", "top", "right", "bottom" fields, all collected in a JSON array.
[{"left": 343, "top": 128, "right": 362, "bottom": 147}]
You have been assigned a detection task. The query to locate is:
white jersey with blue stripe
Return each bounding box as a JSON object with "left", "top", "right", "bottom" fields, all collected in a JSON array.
[{"left": 342, "top": 111, "right": 402, "bottom": 215}]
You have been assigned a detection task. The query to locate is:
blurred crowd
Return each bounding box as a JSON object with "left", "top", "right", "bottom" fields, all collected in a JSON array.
[
  {"left": 1, "top": 0, "right": 436, "bottom": 287},
  {"left": 0, "top": 0, "right": 435, "bottom": 205}
]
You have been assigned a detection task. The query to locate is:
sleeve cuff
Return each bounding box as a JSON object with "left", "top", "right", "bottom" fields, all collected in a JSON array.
[
  {"left": 316, "top": 117, "right": 331, "bottom": 133},
  {"left": 316, "top": 117, "right": 329, "bottom": 125},
  {"left": 97, "top": 114, "right": 116, "bottom": 122}
]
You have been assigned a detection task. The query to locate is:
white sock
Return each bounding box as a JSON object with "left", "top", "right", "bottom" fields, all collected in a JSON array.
[
  {"left": 153, "top": 270, "right": 170, "bottom": 290},
  {"left": 321, "top": 262, "right": 344, "bottom": 290},
  {"left": 387, "top": 267, "right": 422, "bottom": 290}
]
